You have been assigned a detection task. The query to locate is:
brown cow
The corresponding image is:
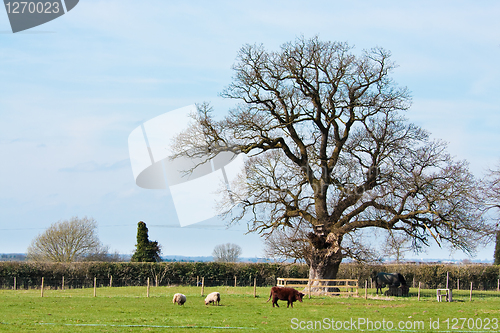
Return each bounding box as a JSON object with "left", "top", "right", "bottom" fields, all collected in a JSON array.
[{"left": 267, "top": 286, "right": 304, "bottom": 308}]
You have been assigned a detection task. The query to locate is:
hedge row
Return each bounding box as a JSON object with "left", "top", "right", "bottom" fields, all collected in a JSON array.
[
  {"left": 1, "top": 262, "right": 500, "bottom": 290},
  {"left": 0, "top": 261, "right": 309, "bottom": 288}
]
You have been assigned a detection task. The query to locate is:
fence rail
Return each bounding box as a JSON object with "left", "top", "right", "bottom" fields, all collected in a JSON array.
[{"left": 277, "top": 277, "right": 359, "bottom": 297}]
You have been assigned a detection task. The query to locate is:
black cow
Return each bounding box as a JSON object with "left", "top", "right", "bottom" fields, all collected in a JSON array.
[
  {"left": 372, "top": 272, "right": 407, "bottom": 295},
  {"left": 267, "top": 286, "right": 304, "bottom": 308}
]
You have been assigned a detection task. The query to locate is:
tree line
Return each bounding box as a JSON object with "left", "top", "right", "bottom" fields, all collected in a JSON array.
[
  {"left": 26, "top": 218, "right": 162, "bottom": 263},
  {"left": 26, "top": 218, "right": 244, "bottom": 264}
]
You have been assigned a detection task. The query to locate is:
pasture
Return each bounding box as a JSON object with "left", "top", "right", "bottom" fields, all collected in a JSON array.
[{"left": 1, "top": 286, "right": 500, "bottom": 332}]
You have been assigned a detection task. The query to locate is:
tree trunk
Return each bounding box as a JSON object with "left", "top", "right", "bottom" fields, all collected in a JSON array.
[
  {"left": 306, "top": 232, "right": 343, "bottom": 293},
  {"left": 308, "top": 251, "right": 342, "bottom": 280}
]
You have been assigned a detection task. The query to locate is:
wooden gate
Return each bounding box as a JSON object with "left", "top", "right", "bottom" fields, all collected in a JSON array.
[{"left": 276, "top": 278, "right": 358, "bottom": 297}]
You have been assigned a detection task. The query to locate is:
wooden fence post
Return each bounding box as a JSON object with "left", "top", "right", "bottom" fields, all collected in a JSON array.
[
  {"left": 110, "top": 276, "right": 113, "bottom": 288},
  {"left": 62, "top": 276, "right": 65, "bottom": 291},
  {"left": 156, "top": 276, "right": 158, "bottom": 288},
  {"left": 147, "top": 277, "right": 150, "bottom": 298},
  {"left": 93, "top": 277, "right": 97, "bottom": 297},
  {"left": 470, "top": 282, "right": 473, "bottom": 301},
  {"left": 13, "top": 277, "right": 16, "bottom": 291},
  {"left": 197, "top": 276, "right": 199, "bottom": 287},
  {"left": 364, "top": 280, "right": 368, "bottom": 300},
  {"left": 446, "top": 272, "right": 449, "bottom": 289},
  {"left": 201, "top": 277, "right": 205, "bottom": 296},
  {"left": 41, "top": 277, "right": 44, "bottom": 298},
  {"left": 234, "top": 276, "right": 237, "bottom": 288},
  {"left": 418, "top": 282, "right": 421, "bottom": 301},
  {"left": 497, "top": 279, "right": 499, "bottom": 292},
  {"left": 457, "top": 278, "right": 460, "bottom": 291},
  {"left": 253, "top": 277, "right": 257, "bottom": 298}
]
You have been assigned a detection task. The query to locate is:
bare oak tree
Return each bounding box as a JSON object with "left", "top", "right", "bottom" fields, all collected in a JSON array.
[
  {"left": 212, "top": 243, "right": 242, "bottom": 262},
  {"left": 27, "top": 216, "right": 108, "bottom": 262},
  {"left": 173, "top": 37, "right": 491, "bottom": 280}
]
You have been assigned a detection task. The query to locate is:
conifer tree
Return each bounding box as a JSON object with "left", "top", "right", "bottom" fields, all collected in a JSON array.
[{"left": 131, "top": 221, "right": 161, "bottom": 262}]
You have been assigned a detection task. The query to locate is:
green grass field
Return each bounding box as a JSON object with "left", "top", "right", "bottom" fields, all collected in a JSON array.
[{"left": 2, "top": 286, "right": 500, "bottom": 332}]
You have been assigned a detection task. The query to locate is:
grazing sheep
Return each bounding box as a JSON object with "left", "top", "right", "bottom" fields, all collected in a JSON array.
[
  {"left": 172, "top": 293, "right": 186, "bottom": 305},
  {"left": 204, "top": 291, "right": 220, "bottom": 305}
]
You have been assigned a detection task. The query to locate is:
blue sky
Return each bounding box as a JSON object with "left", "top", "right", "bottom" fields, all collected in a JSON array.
[{"left": 0, "top": 1, "right": 499, "bottom": 261}]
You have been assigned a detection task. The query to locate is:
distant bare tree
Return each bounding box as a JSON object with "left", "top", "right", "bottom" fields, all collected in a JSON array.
[
  {"left": 212, "top": 243, "right": 242, "bottom": 262},
  {"left": 27, "top": 217, "right": 108, "bottom": 262},
  {"left": 83, "top": 246, "right": 123, "bottom": 262},
  {"left": 381, "top": 232, "right": 412, "bottom": 263},
  {"left": 483, "top": 163, "right": 500, "bottom": 213},
  {"left": 483, "top": 163, "right": 500, "bottom": 263}
]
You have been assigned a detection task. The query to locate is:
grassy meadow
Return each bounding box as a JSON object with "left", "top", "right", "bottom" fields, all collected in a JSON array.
[{"left": 1, "top": 286, "right": 500, "bottom": 332}]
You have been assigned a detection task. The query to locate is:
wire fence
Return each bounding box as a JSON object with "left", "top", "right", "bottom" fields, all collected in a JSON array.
[
  {"left": 0, "top": 275, "right": 274, "bottom": 291},
  {"left": 2, "top": 274, "right": 500, "bottom": 302},
  {"left": 0, "top": 266, "right": 500, "bottom": 301},
  {"left": 360, "top": 278, "right": 500, "bottom": 300}
]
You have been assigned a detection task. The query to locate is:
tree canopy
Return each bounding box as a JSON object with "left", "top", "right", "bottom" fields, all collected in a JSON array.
[
  {"left": 173, "top": 37, "right": 492, "bottom": 279},
  {"left": 27, "top": 216, "right": 108, "bottom": 262}
]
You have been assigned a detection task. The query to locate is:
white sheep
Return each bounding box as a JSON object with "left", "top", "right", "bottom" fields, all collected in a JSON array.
[
  {"left": 204, "top": 291, "right": 220, "bottom": 305},
  {"left": 172, "top": 293, "right": 186, "bottom": 305}
]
